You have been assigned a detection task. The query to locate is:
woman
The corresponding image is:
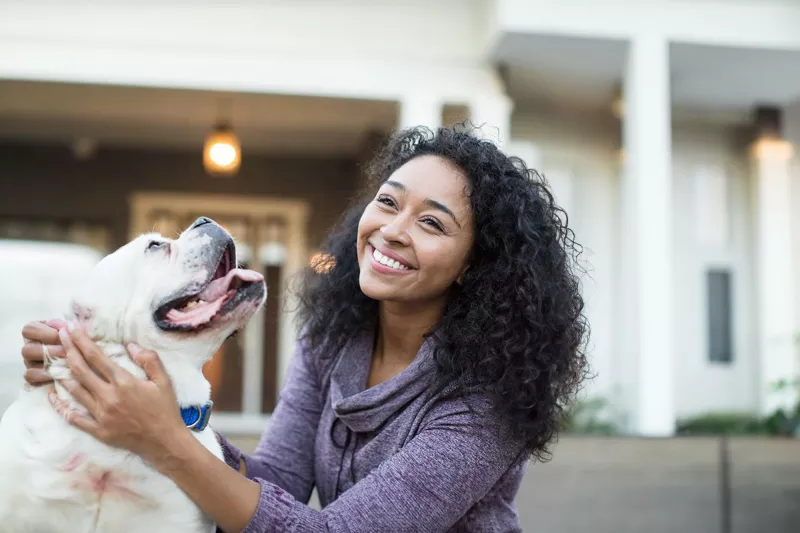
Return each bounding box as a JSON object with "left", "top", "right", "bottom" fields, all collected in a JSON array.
[{"left": 21, "top": 125, "right": 589, "bottom": 532}]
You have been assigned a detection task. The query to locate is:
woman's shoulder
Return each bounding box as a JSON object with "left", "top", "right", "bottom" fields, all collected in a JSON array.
[
  {"left": 421, "top": 383, "right": 521, "bottom": 439},
  {"left": 293, "top": 327, "right": 372, "bottom": 390},
  {"left": 412, "top": 385, "right": 529, "bottom": 470}
]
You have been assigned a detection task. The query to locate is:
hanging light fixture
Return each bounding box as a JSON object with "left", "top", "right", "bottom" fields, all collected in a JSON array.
[
  {"left": 203, "top": 122, "right": 241, "bottom": 177},
  {"left": 751, "top": 106, "right": 793, "bottom": 161}
]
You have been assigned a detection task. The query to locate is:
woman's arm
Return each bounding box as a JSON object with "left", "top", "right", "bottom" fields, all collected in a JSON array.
[
  {"left": 216, "top": 432, "right": 247, "bottom": 473},
  {"left": 154, "top": 397, "right": 525, "bottom": 533},
  {"left": 159, "top": 429, "right": 264, "bottom": 532},
  {"left": 215, "top": 336, "right": 325, "bottom": 503}
]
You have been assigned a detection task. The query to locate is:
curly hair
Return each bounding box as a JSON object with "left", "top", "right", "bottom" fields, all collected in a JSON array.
[{"left": 294, "top": 125, "right": 590, "bottom": 461}]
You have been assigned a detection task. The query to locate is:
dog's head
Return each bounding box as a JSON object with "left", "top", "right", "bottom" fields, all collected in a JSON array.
[{"left": 68, "top": 217, "right": 266, "bottom": 367}]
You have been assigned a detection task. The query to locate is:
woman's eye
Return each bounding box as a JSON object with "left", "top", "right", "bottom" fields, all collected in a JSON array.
[
  {"left": 376, "top": 196, "right": 396, "bottom": 208},
  {"left": 421, "top": 218, "right": 443, "bottom": 231}
]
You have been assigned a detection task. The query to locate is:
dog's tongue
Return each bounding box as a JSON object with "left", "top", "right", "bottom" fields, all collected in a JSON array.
[
  {"left": 165, "top": 268, "right": 263, "bottom": 328},
  {"left": 199, "top": 268, "right": 262, "bottom": 301},
  {"left": 165, "top": 298, "right": 226, "bottom": 327}
]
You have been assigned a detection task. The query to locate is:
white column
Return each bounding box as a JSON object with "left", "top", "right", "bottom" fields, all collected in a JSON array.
[
  {"left": 546, "top": 167, "right": 575, "bottom": 223},
  {"left": 751, "top": 136, "right": 797, "bottom": 414},
  {"left": 784, "top": 103, "right": 800, "bottom": 360},
  {"left": 468, "top": 94, "right": 514, "bottom": 148},
  {"left": 398, "top": 94, "right": 442, "bottom": 131},
  {"left": 622, "top": 34, "right": 674, "bottom": 436},
  {"left": 506, "top": 140, "right": 542, "bottom": 173}
]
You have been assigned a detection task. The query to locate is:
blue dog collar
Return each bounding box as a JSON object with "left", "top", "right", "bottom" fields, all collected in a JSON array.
[{"left": 180, "top": 401, "right": 213, "bottom": 431}]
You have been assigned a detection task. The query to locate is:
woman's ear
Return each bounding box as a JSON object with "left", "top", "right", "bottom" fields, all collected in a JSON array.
[{"left": 456, "top": 265, "right": 469, "bottom": 286}]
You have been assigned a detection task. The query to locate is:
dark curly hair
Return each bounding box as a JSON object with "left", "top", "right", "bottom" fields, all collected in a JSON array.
[{"left": 294, "top": 125, "right": 590, "bottom": 461}]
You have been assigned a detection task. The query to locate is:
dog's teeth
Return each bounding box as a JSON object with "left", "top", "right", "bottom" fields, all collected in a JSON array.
[{"left": 183, "top": 299, "right": 203, "bottom": 310}]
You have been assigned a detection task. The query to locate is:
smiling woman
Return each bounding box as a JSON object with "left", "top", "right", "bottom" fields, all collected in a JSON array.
[
  {"left": 19, "top": 125, "right": 589, "bottom": 533},
  {"left": 356, "top": 155, "right": 474, "bottom": 304},
  {"left": 297, "top": 126, "right": 589, "bottom": 463}
]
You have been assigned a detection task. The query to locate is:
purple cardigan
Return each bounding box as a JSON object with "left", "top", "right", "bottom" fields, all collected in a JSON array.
[{"left": 217, "top": 330, "right": 528, "bottom": 532}]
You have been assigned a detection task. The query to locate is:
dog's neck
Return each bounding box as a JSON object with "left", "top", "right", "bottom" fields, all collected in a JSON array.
[
  {"left": 107, "top": 342, "right": 212, "bottom": 407},
  {"left": 52, "top": 340, "right": 212, "bottom": 408},
  {"left": 65, "top": 307, "right": 213, "bottom": 407},
  {"left": 149, "top": 345, "right": 213, "bottom": 407}
]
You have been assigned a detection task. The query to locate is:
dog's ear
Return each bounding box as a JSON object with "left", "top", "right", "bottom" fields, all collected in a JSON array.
[{"left": 69, "top": 303, "right": 95, "bottom": 337}]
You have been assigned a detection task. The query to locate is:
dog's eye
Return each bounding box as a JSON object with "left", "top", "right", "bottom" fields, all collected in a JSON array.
[{"left": 146, "top": 240, "right": 166, "bottom": 252}]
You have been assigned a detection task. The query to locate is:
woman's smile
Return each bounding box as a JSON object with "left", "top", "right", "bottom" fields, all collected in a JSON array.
[{"left": 367, "top": 244, "right": 414, "bottom": 275}]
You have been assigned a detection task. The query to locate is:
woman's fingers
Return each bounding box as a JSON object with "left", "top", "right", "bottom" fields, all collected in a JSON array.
[
  {"left": 48, "top": 389, "right": 103, "bottom": 439},
  {"left": 22, "top": 342, "right": 66, "bottom": 368},
  {"left": 128, "top": 344, "right": 171, "bottom": 388},
  {"left": 24, "top": 368, "right": 54, "bottom": 386},
  {"left": 59, "top": 329, "right": 110, "bottom": 395},
  {"left": 21, "top": 321, "right": 61, "bottom": 345},
  {"left": 69, "top": 329, "right": 123, "bottom": 384},
  {"left": 45, "top": 319, "right": 69, "bottom": 331},
  {"left": 21, "top": 320, "right": 65, "bottom": 387},
  {"left": 60, "top": 378, "right": 98, "bottom": 415}
]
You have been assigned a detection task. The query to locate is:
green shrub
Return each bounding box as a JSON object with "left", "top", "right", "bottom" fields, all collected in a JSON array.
[
  {"left": 676, "top": 412, "right": 766, "bottom": 436},
  {"left": 562, "top": 397, "right": 619, "bottom": 435}
]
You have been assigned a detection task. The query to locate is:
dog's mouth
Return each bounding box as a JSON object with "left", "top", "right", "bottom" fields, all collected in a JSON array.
[{"left": 154, "top": 240, "right": 264, "bottom": 332}]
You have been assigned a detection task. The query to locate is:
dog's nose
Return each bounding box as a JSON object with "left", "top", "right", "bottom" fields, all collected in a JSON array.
[{"left": 190, "top": 216, "right": 213, "bottom": 230}]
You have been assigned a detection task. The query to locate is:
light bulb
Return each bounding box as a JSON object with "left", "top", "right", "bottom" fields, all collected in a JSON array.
[{"left": 203, "top": 125, "right": 241, "bottom": 176}]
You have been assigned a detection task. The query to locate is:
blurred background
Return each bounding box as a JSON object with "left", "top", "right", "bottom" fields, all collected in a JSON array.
[{"left": 0, "top": 0, "right": 799, "bottom": 531}]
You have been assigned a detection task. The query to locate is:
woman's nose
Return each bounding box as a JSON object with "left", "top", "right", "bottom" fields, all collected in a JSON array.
[{"left": 380, "top": 218, "right": 411, "bottom": 245}]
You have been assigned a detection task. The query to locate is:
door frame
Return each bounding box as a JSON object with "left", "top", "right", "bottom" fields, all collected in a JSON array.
[{"left": 129, "top": 191, "right": 310, "bottom": 434}]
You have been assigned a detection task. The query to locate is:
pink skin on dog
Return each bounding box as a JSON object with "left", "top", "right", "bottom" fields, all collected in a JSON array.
[
  {"left": 59, "top": 453, "right": 142, "bottom": 501},
  {"left": 57, "top": 453, "right": 86, "bottom": 472}
]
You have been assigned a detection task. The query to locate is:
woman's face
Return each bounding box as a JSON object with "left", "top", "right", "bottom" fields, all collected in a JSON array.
[{"left": 356, "top": 154, "right": 474, "bottom": 304}]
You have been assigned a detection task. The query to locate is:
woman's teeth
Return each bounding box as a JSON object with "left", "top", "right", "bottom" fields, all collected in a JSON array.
[{"left": 372, "top": 248, "right": 409, "bottom": 271}]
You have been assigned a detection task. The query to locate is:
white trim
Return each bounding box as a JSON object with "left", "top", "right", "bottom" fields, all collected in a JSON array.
[
  {"left": 128, "top": 192, "right": 310, "bottom": 424},
  {"left": 496, "top": 0, "right": 800, "bottom": 50},
  {"left": 0, "top": 0, "right": 503, "bottom": 102},
  {"left": 0, "top": 41, "right": 504, "bottom": 105},
  {"left": 399, "top": 94, "right": 443, "bottom": 130},
  {"left": 209, "top": 412, "right": 272, "bottom": 437},
  {"left": 243, "top": 305, "right": 265, "bottom": 415}
]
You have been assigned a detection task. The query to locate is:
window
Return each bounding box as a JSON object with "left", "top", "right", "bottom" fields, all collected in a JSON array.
[
  {"left": 707, "top": 269, "right": 733, "bottom": 363},
  {"left": 0, "top": 217, "right": 110, "bottom": 253}
]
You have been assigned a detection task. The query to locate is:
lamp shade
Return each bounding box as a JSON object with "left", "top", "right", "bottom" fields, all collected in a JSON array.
[{"left": 203, "top": 124, "right": 241, "bottom": 176}]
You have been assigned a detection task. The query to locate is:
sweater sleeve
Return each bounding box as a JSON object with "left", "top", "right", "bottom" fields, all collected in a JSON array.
[
  {"left": 216, "top": 337, "right": 325, "bottom": 505},
  {"left": 239, "top": 402, "right": 526, "bottom": 533}
]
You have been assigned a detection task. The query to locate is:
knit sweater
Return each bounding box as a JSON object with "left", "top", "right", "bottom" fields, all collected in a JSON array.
[{"left": 216, "top": 329, "right": 528, "bottom": 532}]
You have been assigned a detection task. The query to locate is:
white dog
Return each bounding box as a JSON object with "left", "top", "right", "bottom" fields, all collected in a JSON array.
[{"left": 0, "top": 217, "right": 266, "bottom": 533}]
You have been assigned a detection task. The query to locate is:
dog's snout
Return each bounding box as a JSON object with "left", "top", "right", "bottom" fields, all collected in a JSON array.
[{"left": 190, "top": 216, "right": 214, "bottom": 230}]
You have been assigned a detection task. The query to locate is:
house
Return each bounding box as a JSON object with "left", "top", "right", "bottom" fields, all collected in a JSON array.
[{"left": 0, "top": 0, "right": 798, "bottom": 437}]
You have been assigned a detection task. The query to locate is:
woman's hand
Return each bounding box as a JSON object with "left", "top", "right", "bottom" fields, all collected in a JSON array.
[
  {"left": 21, "top": 320, "right": 69, "bottom": 387},
  {"left": 50, "top": 327, "right": 187, "bottom": 467}
]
